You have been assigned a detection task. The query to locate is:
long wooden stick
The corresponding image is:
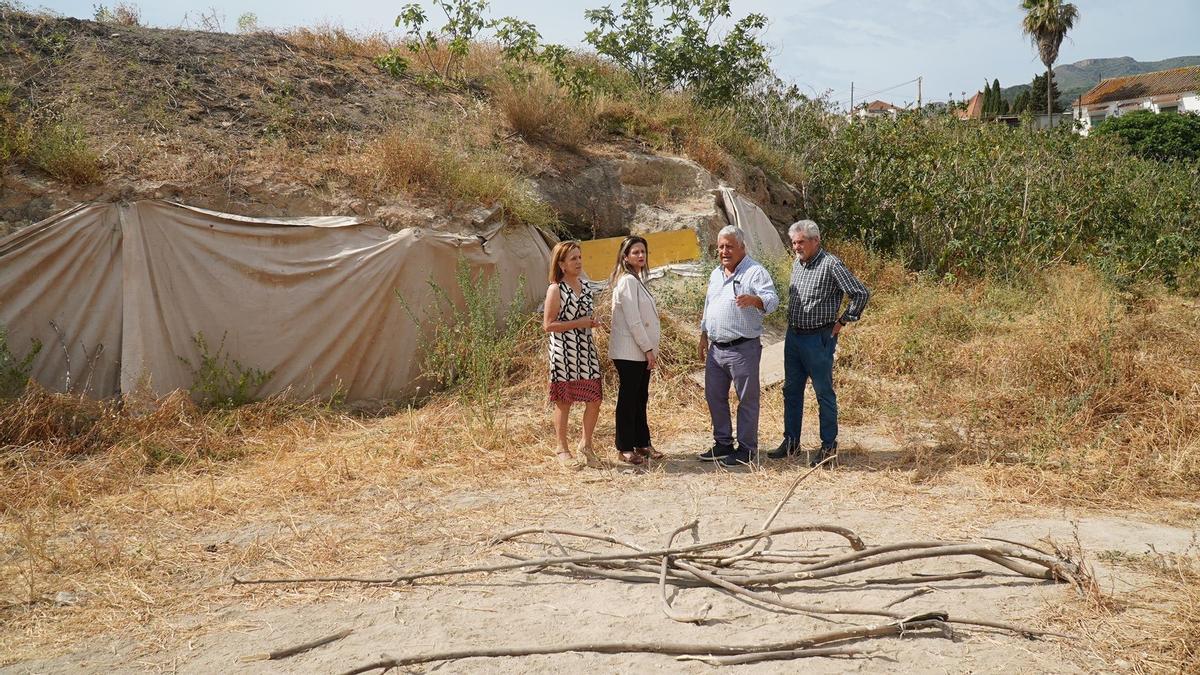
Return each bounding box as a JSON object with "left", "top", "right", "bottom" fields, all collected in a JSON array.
[
  {"left": 336, "top": 617, "right": 954, "bottom": 674},
  {"left": 232, "top": 523, "right": 867, "bottom": 587},
  {"left": 239, "top": 628, "right": 352, "bottom": 662},
  {"left": 718, "top": 455, "right": 838, "bottom": 563}
]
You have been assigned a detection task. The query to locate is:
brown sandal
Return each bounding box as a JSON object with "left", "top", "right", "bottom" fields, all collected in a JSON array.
[
  {"left": 636, "top": 446, "right": 664, "bottom": 460},
  {"left": 619, "top": 450, "right": 645, "bottom": 465}
]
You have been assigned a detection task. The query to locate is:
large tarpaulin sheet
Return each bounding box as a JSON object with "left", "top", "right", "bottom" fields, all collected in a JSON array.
[
  {"left": 0, "top": 200, "right": 551, "bottom": 401},
  {"left": 718, "top": 187, "right": 787, "bottom": 259}
]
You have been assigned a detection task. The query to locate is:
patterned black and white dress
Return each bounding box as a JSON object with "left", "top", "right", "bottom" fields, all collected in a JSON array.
[{"left": 548, "top": 281, "right": 602, "bottom": 402}]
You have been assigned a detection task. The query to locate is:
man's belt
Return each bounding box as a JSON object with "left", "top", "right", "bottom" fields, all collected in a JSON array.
[
  {"left": 790, "top": 323, "right": 835, "bottom": 335},
  {"left": 710, "top": 336, "right": 754, "bottom": 348}
]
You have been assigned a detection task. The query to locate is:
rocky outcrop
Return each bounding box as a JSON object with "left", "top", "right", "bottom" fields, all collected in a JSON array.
[{"left": 533, "top": 149, "right": 802, "bottom": 245}]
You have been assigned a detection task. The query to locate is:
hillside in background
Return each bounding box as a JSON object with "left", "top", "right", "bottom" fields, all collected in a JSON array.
[
  {"left": 1001, "top": 54, "right": 1200, "bottom": 107},
  {"left": 0, "top": 10, "right": 803, "bottom": 239}
]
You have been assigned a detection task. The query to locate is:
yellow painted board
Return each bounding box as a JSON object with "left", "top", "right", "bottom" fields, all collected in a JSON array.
[{"left": 578, "top": 229, "right": 700, "bottom": 281}]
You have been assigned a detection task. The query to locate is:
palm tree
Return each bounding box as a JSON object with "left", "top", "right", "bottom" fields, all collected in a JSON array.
[{"left": 1020, "top": 0, "right": 1079, "bottom": 120}]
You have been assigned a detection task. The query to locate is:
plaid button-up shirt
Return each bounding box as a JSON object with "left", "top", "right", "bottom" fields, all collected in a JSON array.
[
  {"left": 700, "top": 255, "right": 779, "bottom": 343},
  {"left": 787, "top": 249, "right": 870, "bottom": 329}
]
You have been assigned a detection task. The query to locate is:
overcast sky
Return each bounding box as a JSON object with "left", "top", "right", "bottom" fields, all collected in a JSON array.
[{"left": 38, "top": 0, "right": 1200, "bottom": 108}]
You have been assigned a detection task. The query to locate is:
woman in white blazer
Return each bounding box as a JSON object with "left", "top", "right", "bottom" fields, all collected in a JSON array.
[{"left": 608, "top": 235, "right": 662, "bottom": 465}]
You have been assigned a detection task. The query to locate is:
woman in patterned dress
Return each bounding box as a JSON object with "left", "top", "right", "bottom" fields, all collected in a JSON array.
[{"left": 543, "top": 241, "right": 603, "bottom": 469}]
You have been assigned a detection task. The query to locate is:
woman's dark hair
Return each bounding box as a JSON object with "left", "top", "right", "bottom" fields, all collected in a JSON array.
[{"left": 608, "top": 235, "right": 650, "bottom": 287}]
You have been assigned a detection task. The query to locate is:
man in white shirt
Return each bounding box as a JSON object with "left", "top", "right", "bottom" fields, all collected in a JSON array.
[{"left": 697, "top": 226, "right": 779, "bottom": 467}]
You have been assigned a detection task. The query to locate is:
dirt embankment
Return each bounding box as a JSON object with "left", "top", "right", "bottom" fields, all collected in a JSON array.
[
  {"left": 0, "top": 10, "right": 458, "bottom": 229},
  {"left": 0, "top": 11, "right": 804, "bottom": 240}
]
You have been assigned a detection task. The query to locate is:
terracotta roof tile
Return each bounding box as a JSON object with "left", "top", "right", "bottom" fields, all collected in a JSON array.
[
  {"left": 1078, "top": 66, "right": 1200, "bottom": 106},
  {"left": 955, "top": 91, "right": 983, "bottom": 120},
  {"left": 865, "top": 99, "right": 900, "bottom": 112}
]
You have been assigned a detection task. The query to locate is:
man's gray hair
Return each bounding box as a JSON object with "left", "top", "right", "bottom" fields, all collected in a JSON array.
[
  {"left": 788, "top": 220, "right": 821, "bottom": 240},
  {"left": 716, "top": 225, "right": 745, "bottom": 245}
]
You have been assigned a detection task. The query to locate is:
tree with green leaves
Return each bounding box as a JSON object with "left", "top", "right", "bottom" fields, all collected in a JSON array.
[
  {"left": 583, "top": 0, "right": 770, "bottom": 106},
  {"left": 1028, "top": 72, "right": 1062, "bottom": 113},
  {"left": 1092, "top": 110, "right": 1200, "bottom": 162},
  {"left": 982, "top": 81, "right": 994, "bottom": 117},
  {"left": 395, "top": 0, "right": 488, "bottom": 81},
  {"left": 1020, "top": 0, "right": 1079, "bottom": 121},
  {"left": 1012, "top": 89, "right": 1030, "bottom": 114}
]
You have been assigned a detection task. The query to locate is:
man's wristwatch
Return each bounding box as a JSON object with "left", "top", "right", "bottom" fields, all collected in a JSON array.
[{"left": 836, "top": 319, "right": 847, "bottom": 327}]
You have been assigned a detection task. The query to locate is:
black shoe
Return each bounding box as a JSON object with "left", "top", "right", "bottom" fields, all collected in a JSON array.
[
  {"left": 718, "top": 447, "right": 755, "bottom": 467},
  {"left": 766, "top": 437, "right": 800, "bottom": 460},
  {"left": 697, "top": 442, "right": 735, "bottom": 462},
  {"left": 810, "top": 444, "right": 838, "bottom": 468}
]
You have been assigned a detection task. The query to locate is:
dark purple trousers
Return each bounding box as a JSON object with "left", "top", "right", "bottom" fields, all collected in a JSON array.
[{"left": 704, "top": 337, "right": 762, "bottom": 452}]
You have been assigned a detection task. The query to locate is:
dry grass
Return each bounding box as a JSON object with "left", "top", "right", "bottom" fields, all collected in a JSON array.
[
  {"left": 0, "top": 386, "right": 350, "bottom": 514},
  {"left": 343, "top": 114, "right": 558, "bottom": 229},
  {"left": 492, "top": 74, "right": 594, "bottom": 149},
  {"left": 277, "top": 24, "right": 397, "bottom": 59},
  {"left": 831, "top": 246, "right": 1200, "bottom": 503}
]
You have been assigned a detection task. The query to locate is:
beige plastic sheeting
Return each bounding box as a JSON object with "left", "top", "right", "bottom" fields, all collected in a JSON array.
[
  {"left": 0, "top": 200, "right": 551, "bottom": 401},
  {"left": 718, "top": 187, "right": 788, "bottom": 259},
  {"left": 0, "top": 203, "right": 124, "bottom": 396}
]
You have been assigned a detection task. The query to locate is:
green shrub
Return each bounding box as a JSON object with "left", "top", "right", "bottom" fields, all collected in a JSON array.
[
  {"left": 397, "top": 256, "right": 531, "bottom": 419},
  {"left": 777, "top": 113, "right": 1199, "bottom": 288},
  {"left": 374, "top": 49, "right": 409, "bottom": 79},
  {"left": 29, "top": 121, "right": 100, "bottom": 184},
  {"left": 1092, "top": 109, "right": 1200, "bottom": 162},
  {"left": 0, "top": 327, "right": 41, "bottom": 398},
  {"left": 180, "top": 332, "right": 273, "bottom": 409}
]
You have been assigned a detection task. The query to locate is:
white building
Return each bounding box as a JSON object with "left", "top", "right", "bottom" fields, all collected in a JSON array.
[
  {"left": 1073, "top": 65, "right": 1200, "bottom": 136},
  {"left": 855, "top": 100, "right": 902, "bottom": 120}
]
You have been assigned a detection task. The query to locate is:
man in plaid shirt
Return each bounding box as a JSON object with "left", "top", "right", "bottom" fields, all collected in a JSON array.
[{"left": 768, "top": 220, "right": 870, "bottom": 467}]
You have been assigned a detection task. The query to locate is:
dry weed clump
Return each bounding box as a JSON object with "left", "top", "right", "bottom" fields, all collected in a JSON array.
[
  {"left": 277, "top": 24, "right": 397, "bottom": 59},
  {"left": 492, "top": 75, "right": 594, "bottom": 149},
  {"left": 843, "top": 263, "right": 1200, "bottom": 502},
  {"left": 350, "top": 120, "right": 556, "bottom": 229}
]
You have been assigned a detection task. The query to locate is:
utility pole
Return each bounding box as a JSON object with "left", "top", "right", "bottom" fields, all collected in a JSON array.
[
  {"left": 917, "top": 76, "right": 922, "bottom": 110},
  {"left": 850, "top": 81, "right": 854, "bottom": 114}
]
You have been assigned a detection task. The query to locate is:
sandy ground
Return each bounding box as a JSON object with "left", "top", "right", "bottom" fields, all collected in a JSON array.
[{"left": 4, "top": 423, "right": 1196, "bottom": 674}]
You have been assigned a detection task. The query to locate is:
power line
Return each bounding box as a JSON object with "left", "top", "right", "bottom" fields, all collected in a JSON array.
[{"left": 836, "top": 77, "right": 920, "bottom": 109}]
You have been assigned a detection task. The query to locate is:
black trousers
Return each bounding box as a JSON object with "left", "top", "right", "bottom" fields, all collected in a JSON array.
[{"left": 613, "top": 359, "right": 652, "bottom": 452}]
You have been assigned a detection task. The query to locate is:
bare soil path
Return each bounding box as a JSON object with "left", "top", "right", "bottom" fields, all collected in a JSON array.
[{"left": 4, "top": 425, "right": 1195, "bottom": 674}]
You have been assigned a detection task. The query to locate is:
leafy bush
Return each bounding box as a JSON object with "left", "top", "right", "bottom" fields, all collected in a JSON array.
[
  {"left": 0, "top": 99, "right": 100, "bottom": 185},
  {"left": 1092, "top": 109, "right": 1200, "bottom": 162},
  {"left": 374, "top": 49, "right": 410, "bottom": 79},
  {"left": 180, "top": 332, "right": 273, "bottom": 409},
  {"left": 398, "top": 256, "right": 532, "bottom": 418},
  {"left": 0, "top": 326, "right": 41, "bottom": 398},
  {"left": 765, "top": 111, "right": 1200, "bottom": 287},
  {"left": 395, "top": 0, "right": 487, "bottom": 81},
  {"left": 583, "top": 0, "right": 770, "bottom": 106}
]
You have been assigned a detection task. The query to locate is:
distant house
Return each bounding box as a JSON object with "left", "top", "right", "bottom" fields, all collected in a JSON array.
[
  {"left": 954, "top": 91, "right": 984, "bottom": 120},
  {"left": 855, "top": 100, "right": 902, "bottom": 120},
  {"left": 1073, "top": 65, "right": 1200, "bottom": 136}
]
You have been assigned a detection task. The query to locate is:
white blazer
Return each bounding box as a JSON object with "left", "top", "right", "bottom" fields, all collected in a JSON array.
[{"left": 608, "top": 273, "right": 661, "bottom": 361}]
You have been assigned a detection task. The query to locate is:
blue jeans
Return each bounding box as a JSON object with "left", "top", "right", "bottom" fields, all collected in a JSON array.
[{"left": 782, "top": 328, "right": 838, "bottom": 447}]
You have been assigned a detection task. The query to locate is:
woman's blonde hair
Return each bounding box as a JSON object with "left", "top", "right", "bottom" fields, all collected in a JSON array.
[
  {"left": 608, "top": 235, "right": 650, "bottom": 287},
  {"left": 548, "top": 240, "right": 581, "bottom": 283}
]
